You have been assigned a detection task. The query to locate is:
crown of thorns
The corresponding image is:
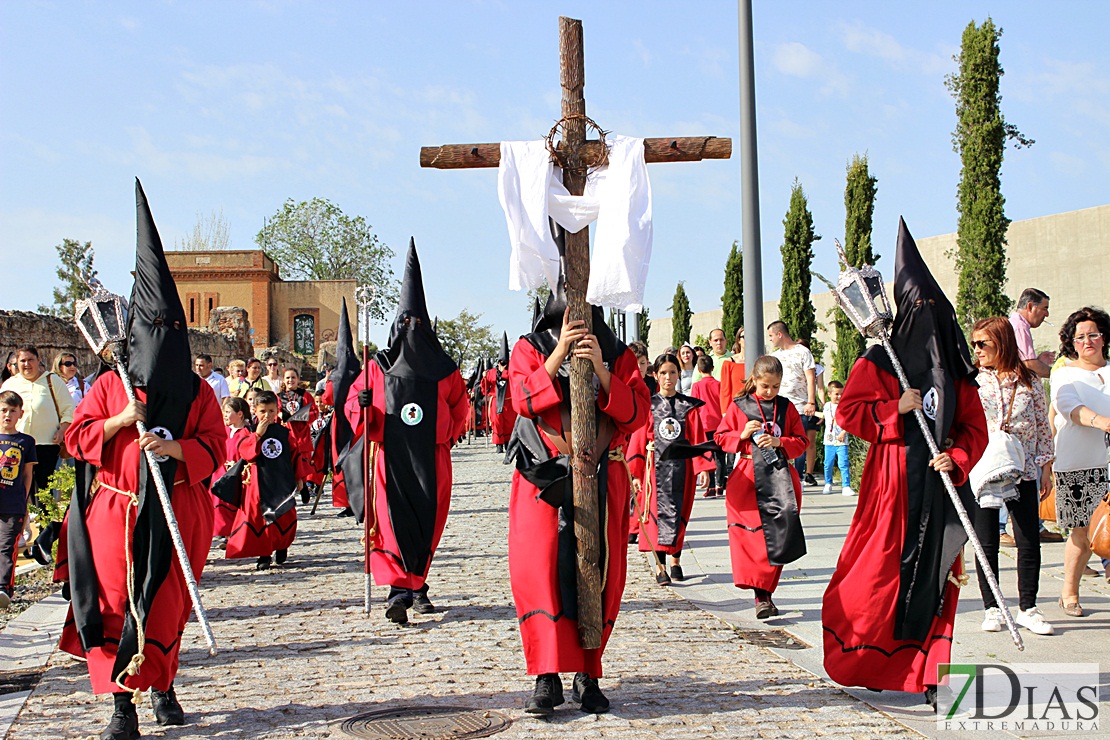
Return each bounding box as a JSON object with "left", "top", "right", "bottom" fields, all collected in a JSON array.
[{"left": 545, "top": 113, "right": 609, "bottom": 172}]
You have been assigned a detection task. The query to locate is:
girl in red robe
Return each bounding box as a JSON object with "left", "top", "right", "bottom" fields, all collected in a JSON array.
[
  {"left": 715, "top": 355, "right": 808, "bottom": 619},
  {"left": 211, "top": 396, "right": 251, "bottom": 542},
  {"left": 628, "top": 353, "right": 710, "bottom": 585},
  {"left": 506, "top": 302, "right": 650, "bottom": 716},
  {"left": 278, "top": 367, "right": 321, "bottom": 500}
]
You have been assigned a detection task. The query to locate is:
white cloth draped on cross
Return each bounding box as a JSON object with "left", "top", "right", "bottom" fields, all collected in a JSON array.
[{"left": 497, "top": 135, "right": 652, "bottom": 313}]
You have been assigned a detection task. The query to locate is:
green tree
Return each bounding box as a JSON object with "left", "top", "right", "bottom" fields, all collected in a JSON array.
[
  {"left": 255, "top": 198, "right": 398, "bottom": 321},
  {"left": 637, "top": 307, "right": 651, "bottom": 346},
  {"left": 945, "top": 18, "right": 1033, "bottom": 329},
  {"left": 671, "top": 282, "right": 692, "bottom": 348},
  {"left": 38, "top": 238, "right": 97, "bottom": 317},
  {"left": 437, "top": 307, "right": 498, "bottom": 372},
  {"left": 779, "top": 180, "right": 819, "bottom": 345},
  {"left": 833, "top": 154, "right": 879, "bottom": 381},
  {"left": 526, "top": 283, "right": 551, "bottom": 317},
  {"left": 721, "top": 240, "right": 744, "bottom": 344}
]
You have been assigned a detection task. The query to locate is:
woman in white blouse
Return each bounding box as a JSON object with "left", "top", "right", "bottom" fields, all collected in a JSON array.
[{"left": 1049, "top": 307, "right": 1110, "bottom": 618}]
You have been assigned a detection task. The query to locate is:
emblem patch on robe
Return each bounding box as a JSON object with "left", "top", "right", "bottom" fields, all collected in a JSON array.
[
  {"left": 922, "top": 387, "right": 938, "bottom": 420},
  {"left": 261, "top": 438, "right": 284, "bottom": 459},
  {"left": 658, "top": 416, "right": 682, "bottom": 441},
  {"left": 401, "top": 402, "right": 424, "bottom": 426},
  {"left": 147, "top": 426, "right": 174, "bottom": 463}
]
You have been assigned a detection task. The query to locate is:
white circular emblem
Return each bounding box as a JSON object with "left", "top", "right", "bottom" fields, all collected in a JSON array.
[
  {"left": 401, "top": 403, "right": 424, "bottom": 426},
  {"left": 148, "top": 426, "right": 173, "bottom": 463},
  {"left": 761, "top": 421, "right": 782, "bottom": 437},
  {"left": 922, "top": 387, "right": 939, "bottom": 421},
  {"left": 261, "top": 438, "right": 283, "bottom": 459},
  {"left": 658, "top": 416, "right": 682, "bottom": 441}
]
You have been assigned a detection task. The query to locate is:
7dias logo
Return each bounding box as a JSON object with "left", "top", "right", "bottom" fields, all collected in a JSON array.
[{"left": 937, "top": 663, "right": 1099, "bottom": 733}]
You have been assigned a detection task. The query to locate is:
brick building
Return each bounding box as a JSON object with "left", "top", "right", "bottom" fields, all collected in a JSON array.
[{"left": 165, "top": 250, "right": 355, "bottom": 353}]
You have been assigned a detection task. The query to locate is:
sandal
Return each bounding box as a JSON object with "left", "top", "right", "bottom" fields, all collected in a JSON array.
[{"left": 1058, "top": 596, "right": 1084, "bottom": 618}]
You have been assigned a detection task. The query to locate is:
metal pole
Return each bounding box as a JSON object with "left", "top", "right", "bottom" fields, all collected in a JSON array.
[
  {"left": 738, "top": 0, "right": 765, "bottom": 367},
  {"left": 355, "top": 286, "right": 375, "bottom": 615},
  {"left": 630, "top": 311, "right": 641, "bottom": 343}
]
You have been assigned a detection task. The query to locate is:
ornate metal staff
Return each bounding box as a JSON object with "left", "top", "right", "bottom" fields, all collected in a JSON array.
[
  {"left": 355, "top": 284, "right": 376, "bottom": 615},
  {"left": 74, "top": 280, "right": 218, "bottom": 655},
  {"left": 818, "top": 240, "right": 1023, "bottom": 651}
]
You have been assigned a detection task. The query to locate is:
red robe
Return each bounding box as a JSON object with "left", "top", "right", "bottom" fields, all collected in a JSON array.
[
  {"left": 716, "top": 396, "right": 808, "bottom": 592},
  {"left": 481, "top": 367, "right": 517, "bottom": 445},
  {"left": 280, "top": 388, "right": 322, "bottom": 485},
  {"left": 344, "top": 364, "right": 468, "bottom": 590},
  {"left": 225, "top": 426, "right": 309, "bottom": 559},
  {"left": 57, "top": 372, "right": 224, "bottom": 694},
  {"left": 507, "top": 340, "right": 650, "bottom": 676},
  {"left": 322, "top": 378, "right": 349, "bottom": 509},
  {"left": 211, "top": 426, "right": 251, "bottom": 538},
  {"left": 822, "top": 358, "right": 987, "bottom": 692},
  {"left": 627, "top": 395, "right": 711, "bottom": 556}
]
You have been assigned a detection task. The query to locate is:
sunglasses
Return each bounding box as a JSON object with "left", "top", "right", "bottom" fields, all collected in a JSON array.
[
  {"left": 970, "top": 340, "right": 993, "bottom": 350},
  {"left": 61, "top": 361, "right": 77, "bottom": 367},
  {"left": 266, "top": 362, "right": 278, "bottom": 366}
]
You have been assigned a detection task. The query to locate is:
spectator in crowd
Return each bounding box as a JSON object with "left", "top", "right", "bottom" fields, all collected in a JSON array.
[
  {"left": 767, "top": 321, "right": 818, "bottom": 485},
  {"left": 720, "top": 327, "right": 747, "bottom": 414},
  {"left": 1, "top": 353, "right": 16, "bottom": 383},
  {"left": 1010, "top": 288, "right": 1057, "bottom": 379},
  {"left": 970, "top": 317, "right": 1055, "bottom": 636},
  {"left": 677, "top": 344, "right": 696, "bottom": 394},
  {"left": 693, "top": 328, "right": 734, "bottom": 384},
  {"left": 821, "top": 380, "right": 852, "bottom": 497},
  {"left": 263, "top": 356, "right": 284, "bottom": 393},
  {"left": 225, "top": 359, "right": 248, "bottom": 398},
  {"left": 798, "top": 338, "right": 826, "bottom": 485},
  {"left": 194, "top": 353, "right": 230, "bottom": 401},
  {"left": 628, "top": 341, "right": 656, "bottom": 395},
  {"left": 237, "top": 357, "right": 268, "bottom": 398},
  {"left": 315, "top": 364, "right": 331, "bottom": 395},
  {"left": 690, "top": 355, "right": 726, "bottom": 497},
  {"left": 53, "top": 353, "right": 86, "bottom": 405},
  {"left": 0, "top": 345, "right": 74, "bottom": 498},
  {"left": 0, "top": 390, "right": 36, "bottom": 609},
  {"left": 693, "top": 345, "right": 706, "bottom": 359},
  {"left": 1049, "top": 307, "right": 1110, "bottom": 618}
]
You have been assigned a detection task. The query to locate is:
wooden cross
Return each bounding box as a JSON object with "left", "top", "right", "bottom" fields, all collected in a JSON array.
[{"left": 420, "top": 16, "right": 731, "bottom": 648}]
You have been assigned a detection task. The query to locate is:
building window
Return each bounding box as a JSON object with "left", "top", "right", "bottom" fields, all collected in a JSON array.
[
  {"left": 189, "top": 298, "right": 196, "bottom": 324},
  {"left": 293, "top": 313, "right": 315, "bottom": 355}
]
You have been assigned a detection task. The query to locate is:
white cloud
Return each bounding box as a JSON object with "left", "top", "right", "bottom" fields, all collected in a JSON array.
[
  {"left": 632, "top": 39, "right": 651, "bottom": 68},
  {"left": 836, "top": 20, "right": 950, "bottom": 75},
  {"left": 771, "top": 42, "right": 850, "bottom": 98}
]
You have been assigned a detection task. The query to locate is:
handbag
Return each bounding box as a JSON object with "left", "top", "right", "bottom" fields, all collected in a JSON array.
[
  {"left": 1090, "top": 493, "right": 1110, "bottom": 560},
  {"left": 45, "top": 372, "right": 74, "bottom": 460},
  {"left": 1038, "top": 487, "right": 1057, "bottom": 522},
  {"left": 969, "top": 381, "right": 1024, "bottom": 504}
]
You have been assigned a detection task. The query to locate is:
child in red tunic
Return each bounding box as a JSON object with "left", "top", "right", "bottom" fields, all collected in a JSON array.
[
  {"left": 715, "top": 355, "right": 808, "bottom": 619},
  {"left": 211, "top": 397, "right": 251, "bottom": 544},
  {"left": 225, "top": 391, "right": 307, "bottom": 570}
]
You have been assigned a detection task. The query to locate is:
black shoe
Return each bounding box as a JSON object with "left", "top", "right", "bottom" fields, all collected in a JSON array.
[
  {"left": 274, "top": 549, "right": 288, "bottom": 565},
  {"left": 385, "top": 598, "right": 408, "bottom": 624},
  {"left": 655, "top": 570, "right": 671, "bottom": 586},
  {"left": 627, "top": 533, "right": 638, "bottom": 545},
  {"left": 524, "top": 674, "right": 564, "bottom": 716},
  {"left": 924, "top": 685, "right": 937, "bottom": 709},
  {"left": 804, "top": 474, "right": 818, "bottom": 486},
  {"left": 255, "top": 555, "right": 272, "bottom": 571},
  {"left": 496, "top": 444, "right": 504, "bottom": 453},
  {"left": 669, "top": 564, "right": 684, "bottom": 582},
  {"left": 755, "top": 599, "right": 779, "bottom": 620},
  {"left": 337, "top": 507, "right": 354, "bottom": 518},
  {"left": 570, "top": 672, "right": 610, "bottom": 714},
  {"left": 151, "top": 685, "right": 185, "bottom": 725},
  {"left": 412, "top": 591, "right": 436, "bottom": 614},
  {"left": 102, "top": 701, "right": 140, "bottom": 740},
  {"left": 300, "top": 490, "right": 310, "bottom": 505}
]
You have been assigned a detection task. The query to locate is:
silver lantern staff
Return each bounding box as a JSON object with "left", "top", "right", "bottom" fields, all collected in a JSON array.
[
  {"left": 818, "top": 241, "right": 1023, "bottom": 652},
  {"left": 74, "top": 279, "right": 218, "bottom": 656},
  {"left": 355, "top": 284, "right": 376, "bottom": 615}
]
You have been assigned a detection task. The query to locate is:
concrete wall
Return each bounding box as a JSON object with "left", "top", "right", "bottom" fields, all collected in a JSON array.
[{"left": 269, "top": 280, "right": 355, "bottom": 352}]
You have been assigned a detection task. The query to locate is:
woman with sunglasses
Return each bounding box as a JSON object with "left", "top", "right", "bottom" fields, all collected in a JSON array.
[
  {"left": 53, "top": 353, "right": 85, "bottom": 405},
  {"left": 1049, "top": 306, "right": 1110, "bottom": 617},
  {"left": 263, "top": 357, "right": 284, "bottom": 393},
  {"left": 968, "top": 318, "right": 1055, "bottom": 636}
]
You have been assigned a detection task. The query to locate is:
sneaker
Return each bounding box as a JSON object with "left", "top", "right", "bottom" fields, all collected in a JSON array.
[
  {"left": 669, "top": 564, "right": 684, "bottom": 582},
  {"left": 842, "top": 487, "right": 856, "bottom": 497},
  {"left": 999, "top": 533, "right": 1016, "bottom": 547},
  {"left": 0, "top": 591, "right": 10, "bottom": 610},
  {"left": 570, "top": 672, "right": 610, "bottom": 714},
  {"left": 1015, "top": 607, "right": 1054, "bottom": 635},
  {"left": 412, "top": 591, "right": 436, "bottom": 614},
  {"left": 385, "top": 597, "right": 409, "bottom": 625},
  {"left": 981, "top": 607, "right": 1004, "bottom": 632},
  {"left": 822, "top": 484, "right": 832, "bottom": 494},
  {"left": 151, "top": 685, "right": 185, "bottom": 725},
  {"left": 524, "top": 673, "right": 564, "bottom": 716},
  {"left": 804, "top": 474, "right": 818, "bottom": 486},
  {"left": 755, "top": 599, "right": 779, "bottom": 620}
]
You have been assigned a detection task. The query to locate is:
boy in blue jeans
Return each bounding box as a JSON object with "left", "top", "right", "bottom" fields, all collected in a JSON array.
[
  {"left": 0, "top": 390, "right": 37, "bottom": 608},
  {"left": 821, "top": 381, "right": 853, "bottom": 497}
]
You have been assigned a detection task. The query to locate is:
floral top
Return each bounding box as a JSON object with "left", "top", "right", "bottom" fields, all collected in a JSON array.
[{"left": 976, "top": 368, "right": 1054, "bottom": 480}]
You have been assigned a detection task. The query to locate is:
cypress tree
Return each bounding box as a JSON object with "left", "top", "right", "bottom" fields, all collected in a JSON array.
[
  {"left": 721, "top": 240, "right": 744, "bottom": 344},
  {"left": 671, "top": 282, "right": 692, "bottom": 348},
  {"left": 779, "top": 180, "right": 819, "bottom": 345},
  {"left": 638, "top": 307, "right": 651, "bottom": 346},
  {"left": 945, "top": 18, "right": 1033, "bottom": 328},
  {"left": 833, "top": 154, "right": 879, "bottom": 380}
]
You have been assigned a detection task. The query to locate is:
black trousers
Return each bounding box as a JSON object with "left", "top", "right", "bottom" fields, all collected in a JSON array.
[
  {"left": 0, "top": 512, "right": 26, "bottom": 594},
  {"left": 387, "top": 583, "right": 429, "bottom": 605},
  {"left": 973, "top": 478, "right": 1041, "bottom": 611},
  {"left": 707, "top": 431, "right": 729, "bottom": 490},
  {"left": 31, "top": 444, "right": 60, "bottom": 500}
]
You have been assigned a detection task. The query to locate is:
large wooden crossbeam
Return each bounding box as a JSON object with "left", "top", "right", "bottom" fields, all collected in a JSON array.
[{"left": 419, "top": 136, "right": 732, "bottom": 169}]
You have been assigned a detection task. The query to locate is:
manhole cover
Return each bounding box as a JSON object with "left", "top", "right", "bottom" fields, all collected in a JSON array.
[
  {"left": 735, "top": 628, "right": 809, "bottom": 650},
  {"left": 0, "top": 669, "right": 44, "bottom": 696},
  {"left": 340, "top": 705, "right": 512, "bottom": 739}
]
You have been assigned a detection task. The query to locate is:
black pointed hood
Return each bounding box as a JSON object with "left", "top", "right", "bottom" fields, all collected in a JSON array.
[
  {"left": 531, "top": 298, "right": 542, "bottom": 332},
  {"left": 377, "top": 239, "right": 456, "bottom": 381},
  {"left": 890, "top": 217, "right": 976, "bottom": 384},
  {"left": 331, "top": 297, "right": 361, "bottom": 453},
  {"left": 526, "top": 267, "right": 623, "bottom": 363},
  {"left": 499, "top": 331, "right": 510, "bottom": 365}
]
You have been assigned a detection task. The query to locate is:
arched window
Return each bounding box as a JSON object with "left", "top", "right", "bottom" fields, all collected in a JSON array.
[{"left": 293, "top": 314, "right": 315, "bottom": 354}]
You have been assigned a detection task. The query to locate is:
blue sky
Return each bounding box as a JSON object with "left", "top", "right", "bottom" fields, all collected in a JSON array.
[{"left": 2, "top": 1, "right": 1107, "bottom": 342}]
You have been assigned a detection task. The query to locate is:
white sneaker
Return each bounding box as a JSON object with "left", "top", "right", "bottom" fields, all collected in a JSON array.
[
  {"left": 822, "top": 484, "right": 832, "bottom": 494},
  {"left": 1016, "top": 606, "right": 1054, "bottom": 635},
  {"left": 981, "top": 607, "right": 1004, "bottom": 632},
  {"left": 842, "top": 486, "right": 856, "bottom": 497}
]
